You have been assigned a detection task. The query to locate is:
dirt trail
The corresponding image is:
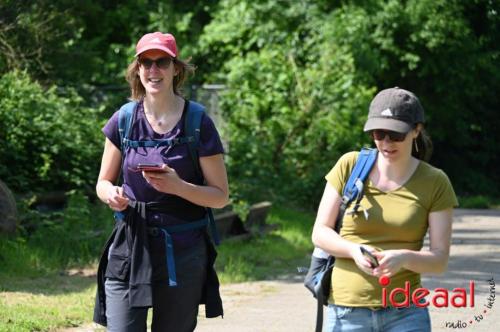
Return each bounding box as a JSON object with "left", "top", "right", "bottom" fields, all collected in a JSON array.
[
  {"left": 196, "top": 209, "right": 500, "bottom": 332},
  {"left": 67, "top": 209, "right": 500, "bottom": 331}
]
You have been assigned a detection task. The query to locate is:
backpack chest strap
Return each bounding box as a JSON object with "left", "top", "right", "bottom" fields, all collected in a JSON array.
[{"left": 122, "top": 136, "right": 195, "bottom": 149}]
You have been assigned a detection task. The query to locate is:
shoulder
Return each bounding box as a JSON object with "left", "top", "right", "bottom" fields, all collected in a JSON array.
[
  {"left": 186, "top": 100, "right": 219, "bottom": 130},
  {"left": 104, "top": 109, "right": 121, "bottom": 129},
  {"left": 416, "top": 161, "right": 451, "bottom": 183},
  {"left": 337, "top": 151, "right": 360, "bottom": 168}
]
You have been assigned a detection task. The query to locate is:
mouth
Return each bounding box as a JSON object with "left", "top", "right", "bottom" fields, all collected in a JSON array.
[
  {"left": 148, "top": 78, "right": 163, "bottom": 84},
  {"left": 382, "top": 148, "right": 397, "bottom": 155}
]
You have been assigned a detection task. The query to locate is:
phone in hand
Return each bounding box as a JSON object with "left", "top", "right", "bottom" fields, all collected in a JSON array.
[
  {"left": 129, "top": 163, "right": 166, "bottom": 172},
  {"left": 360, "top": 246, "right": 379, "bottom": 268}
]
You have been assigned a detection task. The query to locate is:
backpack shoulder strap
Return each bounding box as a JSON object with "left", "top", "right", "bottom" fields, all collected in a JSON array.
[
  {"left": 335, "top": 148, "right": 377, "bottom": 232},
  {"left": 342, "top": 148, "right": 378, "bottom": 200},
  {"left": 184, "top": 100, "right": 220, "bottom": 245},
  {"left": 118, "top": 101, "right": 137, "bottom": 151},
  {"left": 184, "top": 100, "right": 204, "bottom": 180}
]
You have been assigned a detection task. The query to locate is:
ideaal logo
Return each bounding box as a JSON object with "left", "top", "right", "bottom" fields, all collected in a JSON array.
[
  {"left": 378, "top": 276, "right": 475, "bottom": 308},
  {"left": 378, "top": 276, "right": 496, "bottom": 329}
]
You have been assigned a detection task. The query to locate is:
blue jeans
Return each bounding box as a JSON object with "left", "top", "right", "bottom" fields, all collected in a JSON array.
[{"left": 325, "top": 304, "right": 431, "bottom": 332}]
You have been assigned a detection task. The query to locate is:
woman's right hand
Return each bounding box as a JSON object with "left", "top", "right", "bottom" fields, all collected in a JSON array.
[
  {"left": 106, "top": 186, "right": 129, "bottom": 211},
  {"left": 350, "top": 245, "right": 377, "bottom": 276}
]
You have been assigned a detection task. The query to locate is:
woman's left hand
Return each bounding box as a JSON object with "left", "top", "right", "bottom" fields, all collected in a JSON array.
[
  {"left": 372, "top": 249, "right": 408, "bottom": 277},
  {"left": 142, "top": 164, "right": 183, "bottom": 195}
]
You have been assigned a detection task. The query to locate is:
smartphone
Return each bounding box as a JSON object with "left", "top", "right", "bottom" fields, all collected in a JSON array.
[
  {"left": 360, "top": 246, "right": 379, "bottom": 268},
  {"left": 129, "top": 163, "right": 165, "bottom": 172}
]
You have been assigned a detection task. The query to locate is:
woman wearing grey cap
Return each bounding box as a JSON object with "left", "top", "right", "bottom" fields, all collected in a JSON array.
[{"left": 312, "top": 87, "right": 457, "bottom": 331}]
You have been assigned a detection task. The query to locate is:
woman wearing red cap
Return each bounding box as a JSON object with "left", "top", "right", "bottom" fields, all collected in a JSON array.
[
  {"left": 93, "top": 32, "right": 228, "bottom": 331},
  {"left": 312, "top": 88, "right": 457, "bottom": 331}
]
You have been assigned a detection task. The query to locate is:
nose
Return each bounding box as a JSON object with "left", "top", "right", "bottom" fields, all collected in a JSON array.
[{"left": 149, "top": 62, "right": 161, "bottom": 71}]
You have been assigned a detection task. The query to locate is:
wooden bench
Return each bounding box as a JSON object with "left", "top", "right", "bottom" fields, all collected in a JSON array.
[
  {"left": 213, "top": 210, "right": 247, "bottom": 240},
  {"left": 244, "top": 201, "right": 273, "bottom": 233},
  {"left": 213, "top": 201, "right": 273, "bottom": 240}
]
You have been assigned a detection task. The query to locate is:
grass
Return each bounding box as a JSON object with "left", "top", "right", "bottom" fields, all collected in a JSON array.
[
  {"left": 216, "top": 206, "right": 315, "bottom": 283},
  {"left": 0, "top": 204, "right": 315, "bottom": 331},
  {"left": 0, "top": 273, "right": 98, "bottom": 332},
  {"left": 457, "top": 195, "right": 500, "bottom": 209}
]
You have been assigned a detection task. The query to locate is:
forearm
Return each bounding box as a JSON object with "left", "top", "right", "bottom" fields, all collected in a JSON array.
[
  {"left": 96, "top": 179, "right": 116, "bottom": 203},
  {"left": 400, "top": 248, "right": 449, "bottom": 274},
  {"left": 312, "top": 224, "right": 358, "bottom": 259},
  {"left": 174, "top": 180, "right": 229, "bottom": 209}
]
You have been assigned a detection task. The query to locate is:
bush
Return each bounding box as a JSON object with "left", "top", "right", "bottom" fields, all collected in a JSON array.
[
  {"left": 199, "top": 1, "right": 375, "bottom": 208},
  {"left": 197, "top": 0, "right": 500, "bottom": 208},
  {"left": 0, "top": 71, "right": 104, "bottom": 194}
]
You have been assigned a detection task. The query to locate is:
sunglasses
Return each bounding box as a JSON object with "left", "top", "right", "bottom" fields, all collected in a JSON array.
[
  {"left": 370, "top": 129, "right": 408, "bottom": 142},
  {"left": 138, "top": 56, "right": 173, "bottom": 70}
]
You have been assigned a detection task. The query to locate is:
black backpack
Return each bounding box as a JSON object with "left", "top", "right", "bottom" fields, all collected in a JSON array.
[{"left": 304, "top": 148, "right": 377, "bottom": 332}]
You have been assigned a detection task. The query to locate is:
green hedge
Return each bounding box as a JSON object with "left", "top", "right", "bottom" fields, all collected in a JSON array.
[{"left": 0, "top": 71, "right": 104, "bottom": 194}]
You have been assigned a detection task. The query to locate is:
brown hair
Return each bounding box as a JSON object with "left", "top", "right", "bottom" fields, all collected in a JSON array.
[
  {"left": 125, "top": 57, "right": 196, "bottom": 100},
  {"left": 412, "top": 127, "right": 433, "bottom": 162}
]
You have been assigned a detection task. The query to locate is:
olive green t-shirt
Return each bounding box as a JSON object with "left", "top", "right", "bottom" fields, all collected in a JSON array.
[{"left": 325, "top": 151, "right": 458, "bottom": 307}]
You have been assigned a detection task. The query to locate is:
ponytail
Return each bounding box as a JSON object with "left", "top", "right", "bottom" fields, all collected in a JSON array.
[{"left": 413, "top": 128, "right": 433, "bottom": 162}]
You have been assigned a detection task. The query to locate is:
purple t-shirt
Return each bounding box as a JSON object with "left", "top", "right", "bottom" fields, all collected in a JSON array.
[{"left": 102, "top": 99, "right": 224, "bottom": 243}]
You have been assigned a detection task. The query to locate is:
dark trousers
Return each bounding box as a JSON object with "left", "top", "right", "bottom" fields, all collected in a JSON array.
[{"left": 104, "top": 238, "right": 208, "bottom": 332}]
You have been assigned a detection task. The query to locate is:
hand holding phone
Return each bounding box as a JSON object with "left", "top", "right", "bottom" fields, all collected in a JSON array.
[
  {"left": 129, "top": 163, "right": 166, "bottom": 172},
  {"left": 360, "top": 246, "right": 379, "bottom": 268}
]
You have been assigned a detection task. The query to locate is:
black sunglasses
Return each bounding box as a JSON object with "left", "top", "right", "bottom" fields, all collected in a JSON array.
[
  {"left": 370, "top": 129, "right": 408, "bottom": 142},
  {"left": 138, "top": 56, "right": 173, "bottom": 70}
]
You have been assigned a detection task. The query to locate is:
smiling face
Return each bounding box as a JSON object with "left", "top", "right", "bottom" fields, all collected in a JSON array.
[{"left": 137, "top": 49, "right": 177, "bottom": 96}]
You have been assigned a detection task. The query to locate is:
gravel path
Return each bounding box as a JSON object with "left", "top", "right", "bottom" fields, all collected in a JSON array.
[{"left": 196, "top": 209, "right": 500, "bottom": 332}]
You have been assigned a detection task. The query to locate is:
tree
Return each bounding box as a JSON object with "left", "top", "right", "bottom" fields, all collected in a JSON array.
[{"left": 197, "top": 0, "right": 500, "bottom": 207}]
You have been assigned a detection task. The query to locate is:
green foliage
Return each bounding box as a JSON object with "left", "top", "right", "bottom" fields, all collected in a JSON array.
[
  {"left": 216, "top": 206, "right": 314, "bottom": 283},
  {"left": 1, "top": 0, "right": 499, "bottom": 211},
  {"left": 457, "top": 195, "right": 500, "bottom": 209},
  {"left": 0, "top": 71, "right": 103, "bottom": 193},
  {"left": 198, "top": 0, "right": 375, "bottom": 207},
  {"left": 0, "top": 192, "right": 112, "bottom": 276},
  {"left": 197, "top": 0, "right": 500, "bottom": 208}
]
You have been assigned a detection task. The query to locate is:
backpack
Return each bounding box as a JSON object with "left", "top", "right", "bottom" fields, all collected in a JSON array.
[
  {"left": 116, "top": 100, "right": 220, "bottom": 245},
  {"left": 304, "top": 148, "right": 377, "bottom": 332}
]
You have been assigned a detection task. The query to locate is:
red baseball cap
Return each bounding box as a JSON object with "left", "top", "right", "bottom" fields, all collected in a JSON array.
[{"left": 135, "top": 32, "right": 178, "bottom": 58}]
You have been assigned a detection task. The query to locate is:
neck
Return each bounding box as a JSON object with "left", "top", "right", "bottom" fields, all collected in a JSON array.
[
  {"left": 144, "top": 90, "right": 180, "bottom": 116},
  {"left": 376, "top": 154, "right": 416, "bottom": 182}
]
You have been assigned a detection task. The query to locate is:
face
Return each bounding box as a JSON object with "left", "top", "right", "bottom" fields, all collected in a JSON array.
[
  {"left": 137, "top": 49, "right": 177, "bottom": 95},
  {"left": 371, "top": 125, "right": 421, "bottom": 161}
]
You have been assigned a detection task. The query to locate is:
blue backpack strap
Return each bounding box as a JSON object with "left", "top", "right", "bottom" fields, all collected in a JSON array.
[
  {"left": 343, "top": 148, "right": 377, "bottom": 200},
  {"left": 184, "top": 101, "right": 220, "bottom": 245},
  {"left": 336, "top": 148, "right": 377, "bottom": 231},
  {"left": 124, "top": 137, "right": 193, "bottom": 149},
  {"left": 185, "top": 101, "right": 204, "bottom": 180},
  {"left": 118, "top": 101, "right": 137, "bottom": 151},
  {"left": 115, "top": 101, "right": 137, "bottom": 188}
]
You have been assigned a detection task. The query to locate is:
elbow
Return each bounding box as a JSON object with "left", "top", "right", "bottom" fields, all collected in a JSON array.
[
  {"left": 213, "top": 191, "right": 230, "bottom": 209},
  {"left": 434, "top": 250, "right": 450, "bottom": 274},
  {"left": 311, "top": 227, "right": 321, "bottom": 248},
  {"left": 427, "top": 253, "right": 449, "bottom": 275},
  {"left": 213, "top": 199, "right": 229, "bottom": 209},
  {"left": 433, "top": 260, "right": 449, "bottom": 275}
]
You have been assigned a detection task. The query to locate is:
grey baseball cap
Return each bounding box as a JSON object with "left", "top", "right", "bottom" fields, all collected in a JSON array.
[{"left": 363, "top": 87, "right": 425, "bottom": 133}]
